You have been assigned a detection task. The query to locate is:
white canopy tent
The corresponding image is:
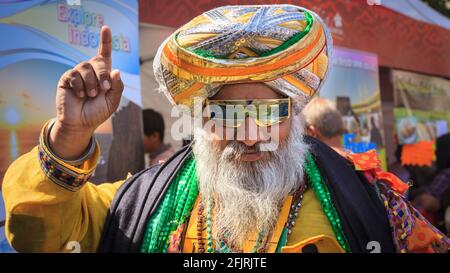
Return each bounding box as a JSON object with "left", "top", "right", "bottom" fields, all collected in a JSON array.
[{"left": 382, "top": 0, "right": 450, "bottom": 29}]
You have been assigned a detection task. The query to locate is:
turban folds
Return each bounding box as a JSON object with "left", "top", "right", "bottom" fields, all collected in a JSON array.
[{"left": 154, "top": 4, "right": 333, "bottom": 109}]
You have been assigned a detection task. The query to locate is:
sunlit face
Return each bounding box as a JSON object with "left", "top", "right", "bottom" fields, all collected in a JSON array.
[{"left": 206, "top": 83, "right": 292, "bottom": 162}]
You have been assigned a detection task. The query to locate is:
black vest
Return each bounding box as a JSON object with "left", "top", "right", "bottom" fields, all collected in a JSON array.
[{"left": 98, "top": 136, "right": 395, "bottom": 253}]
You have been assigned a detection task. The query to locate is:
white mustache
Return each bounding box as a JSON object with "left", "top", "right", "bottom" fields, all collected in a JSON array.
[{"left": 221, "top": 142, "right": 262, "bottom": 160}]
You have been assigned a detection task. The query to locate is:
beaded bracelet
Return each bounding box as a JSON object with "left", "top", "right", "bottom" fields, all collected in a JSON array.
[
  {"left": 38, "top": 119, "right": 99, "bottom": 192},
  {"left": 45, "top": 119, "right": 97, "bottom": 166}
]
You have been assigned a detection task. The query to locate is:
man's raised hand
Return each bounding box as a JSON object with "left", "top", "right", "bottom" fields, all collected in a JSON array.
[{"left": 50, "top": 25, "right": 124, "bottom": 160}]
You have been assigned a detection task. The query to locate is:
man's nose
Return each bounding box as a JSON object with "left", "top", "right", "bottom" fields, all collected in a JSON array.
[{"left": 237, "top": 116, "right": 262, "bottom": 146}]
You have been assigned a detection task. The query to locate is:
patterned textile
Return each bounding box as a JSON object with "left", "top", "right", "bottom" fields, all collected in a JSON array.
[
  {"left": 153, "top": 4, "right": 333, "bottom": 110},
  {"left": 380, "top": 183, "right": 449, "bottom": 252},
  {"left": 37, "top": 120, "right": 98, "bottom": 191},
  {"left": 346, "top": 150, "right": 450, "bottom": 253},
  {"left": 167, "top": 223, "right": 185, "bottom": 253}
]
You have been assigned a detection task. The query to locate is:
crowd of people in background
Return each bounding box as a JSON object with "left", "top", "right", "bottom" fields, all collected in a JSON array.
[{"left": 300, "top": 98, "right": 450, "bottom": 236}]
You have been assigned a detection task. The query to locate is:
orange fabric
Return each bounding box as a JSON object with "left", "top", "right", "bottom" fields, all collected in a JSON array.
[
  {"left": 347, "top": 149, "right": 381, "bottom": 171},
  {"left": 282, "top": 74, "right": 315, "bottom": 96},
  {"left": 163, "top": 25, "right": 324, "bottom": 77},
  {"left": 401, "top": 141, "right": 435, "bottom": 167},
  {"left": 173, "top": 82, "right": 204, "bottom": 102},
  {"left": 407, "top": 218, "right": 447, "bottom": 253},
  {"left": 374, "top": 170, "right": 409, "bottom": 195},
  {"left": 347, "top": 149, "right": 409, "bottom": 195}
]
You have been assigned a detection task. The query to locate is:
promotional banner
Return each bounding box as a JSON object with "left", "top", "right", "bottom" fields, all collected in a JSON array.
[
  {"left": 393, "top": 70, "right": 450, "bottom": 145},
  {"left": 0, "top": 1, "right": 142, "bottom": 252},
  {"left": 320, "top": 46, "right": 386, "bottom": 168},
  {"left": 0, "top": 0, "right": 142, "bottom": 183}
]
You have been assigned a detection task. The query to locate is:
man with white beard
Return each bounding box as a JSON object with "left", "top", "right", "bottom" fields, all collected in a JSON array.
[
  {"left": 3, "top": 4, "right": 449, "bottom": 253},
  {"left": 193, "top": 105, "right": 308, "bottom": 249}
]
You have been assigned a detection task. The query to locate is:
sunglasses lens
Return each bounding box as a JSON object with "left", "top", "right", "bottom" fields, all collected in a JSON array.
[
  {"left": 255, "top": 118, "right": 282, "bottom": 127},
  {"left": 256, "top": 102, "right": 289, "bottom": 126},
  {"left": 207, "top": 99, "right": 289, "bottom": 128},
  {"left": 209, "top": 104, "right": 243, "bottom": 127}
]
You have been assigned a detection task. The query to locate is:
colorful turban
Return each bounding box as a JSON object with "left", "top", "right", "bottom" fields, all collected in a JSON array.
[{"left": 153, "top": 4, "right": 333, "bottom": 109}]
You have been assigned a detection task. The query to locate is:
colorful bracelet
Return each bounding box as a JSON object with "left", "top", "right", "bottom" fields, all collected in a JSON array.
[
  {"left": 44, "top": 120, "right": 97, "bottom": 166},
  {"left": 37, "top": 119, "right": 99, "bottom": 192}
]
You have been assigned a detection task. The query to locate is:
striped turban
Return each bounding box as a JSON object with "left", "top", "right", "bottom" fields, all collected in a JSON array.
[{"left": 153, "top": 4, "right": 333, "bottom": 110}]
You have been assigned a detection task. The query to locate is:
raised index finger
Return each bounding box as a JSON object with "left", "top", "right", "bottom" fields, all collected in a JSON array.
[{"left": 98, "top": 25, "right": 112, "bottom": 70}]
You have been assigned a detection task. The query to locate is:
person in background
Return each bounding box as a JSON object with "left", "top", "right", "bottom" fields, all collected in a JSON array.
[
  {"left": 389, "top": 145, "right": 411, "bottom": 183},
  {"left": 302, "top": 97, "right": 347, "bottom": 156},
  {"left": 369, "top": 116, "right": 383, "bottom": 149},
  {"left": 414, "top": 133, "right": 450, "bottom": 234},
  {"left": 142, "top": 109, "right": 174, "bottom": 167}
]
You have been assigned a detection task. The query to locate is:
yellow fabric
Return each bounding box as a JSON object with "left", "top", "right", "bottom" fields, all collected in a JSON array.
[
  {"left": 281, "top": 235, "right": 344, "bottom": 253},
  {"left": 287, "top": 188, "right": 336, "bottom": 245},
  {"left": 2, "top": 146, "right": 124, "bottom": 253},
  {"left": 182, "top": 188, "right": 339, "bottom": 253}
]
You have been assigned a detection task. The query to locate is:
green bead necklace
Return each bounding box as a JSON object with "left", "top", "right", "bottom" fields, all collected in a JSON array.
[
  {"left": 304, "top": 153, "right": 351, "bottom": 252},
  {"left": 140, "top": 156, "right": 198, "bottom": 253}
]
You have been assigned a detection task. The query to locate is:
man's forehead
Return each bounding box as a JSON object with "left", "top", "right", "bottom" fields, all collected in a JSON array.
[{"left": 210, "top": 83, "right": 286, "bottom": 100}]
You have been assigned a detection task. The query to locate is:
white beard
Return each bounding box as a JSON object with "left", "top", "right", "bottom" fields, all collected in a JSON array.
[{"left": 192, "top": 114, "right": 309, "bottom": 249}]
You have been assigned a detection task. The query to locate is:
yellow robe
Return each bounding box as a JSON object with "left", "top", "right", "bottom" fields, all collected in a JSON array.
[{"left": 2, "top": 145, "right": 342, "bottom": 253}]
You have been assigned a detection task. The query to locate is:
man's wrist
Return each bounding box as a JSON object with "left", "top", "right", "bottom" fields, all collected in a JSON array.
[
  {"left": 49, "top": 120, "right": 95, "bottom": 161},
  {"left": 38, "top": 119, "right": 99, "bottom": 192}
]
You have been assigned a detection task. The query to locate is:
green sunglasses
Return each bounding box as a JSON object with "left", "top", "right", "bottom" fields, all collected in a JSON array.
[{"left": 205, "top": 98, "right": 291, "bottom": 128}]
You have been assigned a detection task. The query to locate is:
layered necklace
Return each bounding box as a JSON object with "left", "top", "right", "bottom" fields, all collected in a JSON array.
[
  {"left": 196, "top": 183, "right": 308, "bottom": 253},
  {"left": 140, "top": 153, "right": 351, "bottom": 253}
]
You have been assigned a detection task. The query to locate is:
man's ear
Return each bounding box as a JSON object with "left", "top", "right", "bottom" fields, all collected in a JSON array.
[
  {"left": 150, "top": 132, "right": 162, "bottom": 142},
  {"left": 306, "top": 125, "right": 319, "bottom": 138}
]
